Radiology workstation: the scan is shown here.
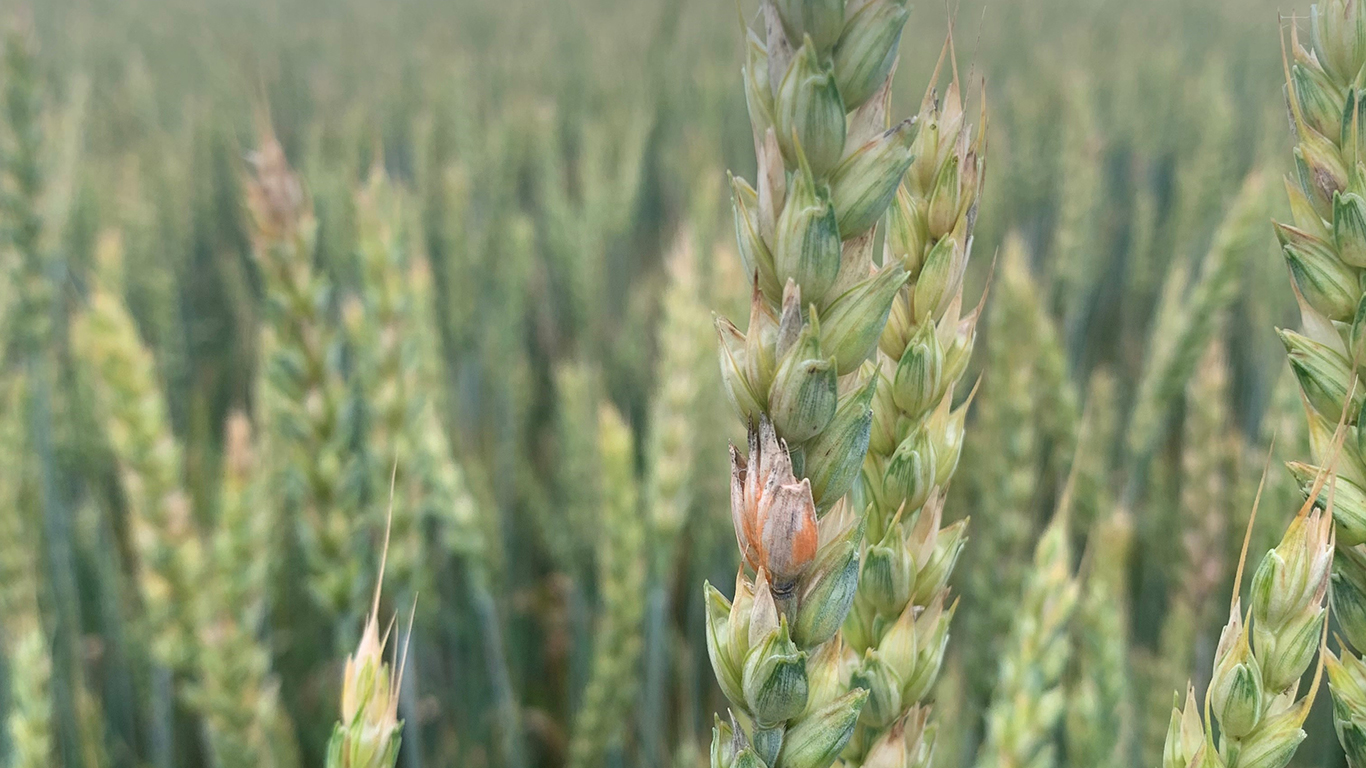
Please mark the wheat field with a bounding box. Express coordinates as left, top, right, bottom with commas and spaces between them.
2, 0, 1357, 766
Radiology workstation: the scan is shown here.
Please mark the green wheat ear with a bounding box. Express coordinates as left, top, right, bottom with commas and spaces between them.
1142, 338, 1237, 766
568, 403, 645, 768
76, 235, 296, 768
958, 234, 1051, 728
1160, 417, 1335, 768
72, 234, 203, 676
194, 412, 300, 768
1065, 370, 1131, 768
973, 495, 1081, 768
0, 374, 52, 768
327, 484, 412, 768
1066, 508, 1135, 768
640, 231, 710, 763
1125, 171, 1268, 471
244, 123, 364, 618
707, 1, 988, 764
1271, 7, 1366, 765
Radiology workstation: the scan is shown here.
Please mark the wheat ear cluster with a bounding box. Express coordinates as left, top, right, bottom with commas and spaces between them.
1271, 5, 1366, 763
707, 2, 984, 766
74, 235, 294, 767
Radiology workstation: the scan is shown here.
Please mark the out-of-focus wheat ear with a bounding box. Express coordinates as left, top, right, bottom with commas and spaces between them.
1046, 72, 1104, 349
72, 234, 204, 675
195, 412, 300, 768
959, 234, 1046, 727
973, 501, 1081, 768
1065, 506, 1134, 768
0, 373, 52, 768
568, 404, 645, 768
1069, 369, 1118, 536
244, 119, 365, 619
1126, 171, 1268, 473
641, 231, 708, 765
1141, 335, 1236, 767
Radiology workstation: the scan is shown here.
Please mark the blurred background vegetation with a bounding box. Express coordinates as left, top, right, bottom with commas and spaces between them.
0, 0, 1331, 765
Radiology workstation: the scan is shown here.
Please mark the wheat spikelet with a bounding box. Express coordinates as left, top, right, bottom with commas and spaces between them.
325, 509, 410, 768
